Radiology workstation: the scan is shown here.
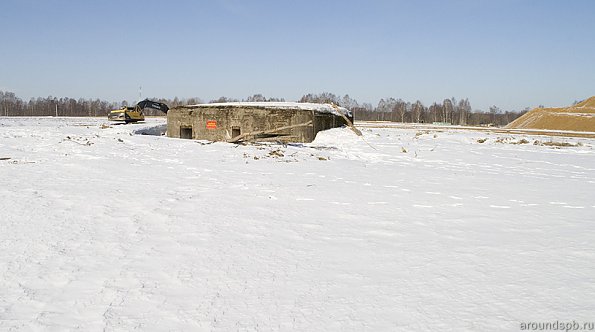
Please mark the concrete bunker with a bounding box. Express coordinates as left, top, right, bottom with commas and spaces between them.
166, 102, 352, 143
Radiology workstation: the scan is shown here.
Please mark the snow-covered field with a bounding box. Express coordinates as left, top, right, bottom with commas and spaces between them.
1, 117, 594, 331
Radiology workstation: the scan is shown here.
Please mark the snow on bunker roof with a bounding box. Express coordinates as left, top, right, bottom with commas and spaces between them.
180, 102, 352, 117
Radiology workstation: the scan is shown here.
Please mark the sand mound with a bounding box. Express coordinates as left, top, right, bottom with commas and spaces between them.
506, 96, 595, 132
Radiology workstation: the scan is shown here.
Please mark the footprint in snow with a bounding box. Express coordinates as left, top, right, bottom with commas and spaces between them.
177, 270, 193, 282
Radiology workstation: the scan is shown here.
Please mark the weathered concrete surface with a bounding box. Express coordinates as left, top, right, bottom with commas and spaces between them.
167, 104, 348, 143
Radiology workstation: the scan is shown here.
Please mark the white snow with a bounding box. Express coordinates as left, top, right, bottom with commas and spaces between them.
1, 117, 594, 331
183, 102, 352, 117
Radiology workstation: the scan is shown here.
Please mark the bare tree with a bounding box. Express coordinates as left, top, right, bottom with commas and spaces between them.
186, 97, 203, 105
442, 99, 454, 123
341, 94, 359, 110
377, 98, 397, 121
244, 94, 285, 102
428, 102, 441, 123
394, 99, 407, 122
457, 98, 471, 125
489, 105, 500, 124
299, 92, 339, 105
245, 94, 267, 102
210, 96, 239, 103
412, 100, 424, 123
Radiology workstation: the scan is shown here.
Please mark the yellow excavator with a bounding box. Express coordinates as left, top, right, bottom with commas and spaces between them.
108, 99, 169, 123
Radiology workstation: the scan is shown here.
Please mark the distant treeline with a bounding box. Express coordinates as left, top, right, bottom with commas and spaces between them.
298, 92, 528, 126
0, 91, 201, 117
1, 90, 528, 126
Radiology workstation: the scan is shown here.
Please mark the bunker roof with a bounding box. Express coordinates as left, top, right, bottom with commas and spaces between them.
179, 102, 351, 117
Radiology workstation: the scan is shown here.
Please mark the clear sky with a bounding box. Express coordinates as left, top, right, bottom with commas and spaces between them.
1, 0, 594, 111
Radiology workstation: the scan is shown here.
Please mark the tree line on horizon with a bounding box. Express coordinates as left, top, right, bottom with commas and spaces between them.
0, 90, 528, 126
298, 92, 528, 126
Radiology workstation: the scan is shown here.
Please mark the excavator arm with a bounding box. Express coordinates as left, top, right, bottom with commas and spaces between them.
136, 99, 169, 114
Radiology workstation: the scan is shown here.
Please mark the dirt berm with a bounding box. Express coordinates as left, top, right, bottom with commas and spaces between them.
506, 96, 595, 132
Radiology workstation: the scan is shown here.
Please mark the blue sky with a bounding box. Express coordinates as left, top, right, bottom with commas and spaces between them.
1, 0, 594, 111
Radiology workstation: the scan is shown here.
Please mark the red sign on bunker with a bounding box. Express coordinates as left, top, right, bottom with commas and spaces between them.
206, 120, 217, 129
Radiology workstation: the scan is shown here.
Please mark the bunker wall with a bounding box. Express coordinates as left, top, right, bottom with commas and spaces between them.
167, 107, 316, 142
